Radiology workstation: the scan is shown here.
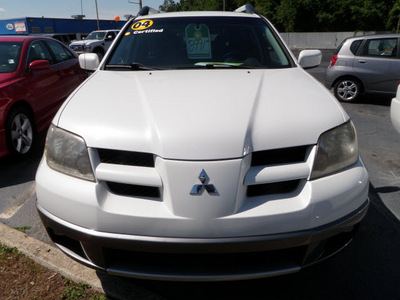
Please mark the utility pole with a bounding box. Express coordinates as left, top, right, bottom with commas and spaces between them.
95, 0, 100, 30
129, 0, 142, 10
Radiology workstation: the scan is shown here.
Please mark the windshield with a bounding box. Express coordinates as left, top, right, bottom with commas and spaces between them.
106, 16, 292, 70
85, 32, 106, 40
0, 42, 23, 73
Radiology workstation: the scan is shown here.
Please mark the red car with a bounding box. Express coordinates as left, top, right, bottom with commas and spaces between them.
0, 36, 86, 158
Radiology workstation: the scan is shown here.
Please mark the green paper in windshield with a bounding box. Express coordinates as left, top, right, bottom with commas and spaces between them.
185, 24, 211, 59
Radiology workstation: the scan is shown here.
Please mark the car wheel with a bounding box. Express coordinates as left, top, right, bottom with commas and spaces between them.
5, 107, 35, 158
334, 79, 361, 102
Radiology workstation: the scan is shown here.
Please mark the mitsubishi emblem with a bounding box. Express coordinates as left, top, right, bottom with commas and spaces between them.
190, 169, 218, 195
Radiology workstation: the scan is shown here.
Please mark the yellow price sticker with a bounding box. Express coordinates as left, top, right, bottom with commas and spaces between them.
132, 19, 154, 31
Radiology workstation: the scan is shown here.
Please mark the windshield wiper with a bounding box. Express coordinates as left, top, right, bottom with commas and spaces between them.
193, 62, 255, 69
105, 63, 158, 71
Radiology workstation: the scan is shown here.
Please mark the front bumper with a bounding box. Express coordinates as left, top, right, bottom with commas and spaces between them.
37, 199, 369, 281
36, 141, 369, 280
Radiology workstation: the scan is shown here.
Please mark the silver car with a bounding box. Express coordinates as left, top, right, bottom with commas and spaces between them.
325, 34, 400, 102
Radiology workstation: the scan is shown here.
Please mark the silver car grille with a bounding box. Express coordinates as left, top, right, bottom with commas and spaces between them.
70, 45, 84, 52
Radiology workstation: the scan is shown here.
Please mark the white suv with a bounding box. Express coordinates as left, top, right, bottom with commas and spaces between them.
36, 5, 369, 281
69, 30, 119, 60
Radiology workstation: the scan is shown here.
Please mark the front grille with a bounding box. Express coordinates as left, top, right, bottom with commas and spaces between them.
71, 45, 83, 51
246, 145, 311, 197
251, 145, 308, 166
95, 148, 159, 198
97, 149, 154, 167
247, 180, 300, 197
106, 182, 160, 198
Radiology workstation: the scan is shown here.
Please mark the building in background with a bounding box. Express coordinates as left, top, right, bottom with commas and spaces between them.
0, 17, 126, 44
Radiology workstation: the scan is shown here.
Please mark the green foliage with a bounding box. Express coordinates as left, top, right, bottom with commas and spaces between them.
159, 0, 181, 12
387, 0, 400, 31
158, 0, 400, 32
0, 243, 21, 264
13, 226, 31, 233
90, 295, 107, 300
0, 243, 19, 256
60, 280, 92, 300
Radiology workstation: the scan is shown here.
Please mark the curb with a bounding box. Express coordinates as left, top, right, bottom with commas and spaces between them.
0, 222, 104, 293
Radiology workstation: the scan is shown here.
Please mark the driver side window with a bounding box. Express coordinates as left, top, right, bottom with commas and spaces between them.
27, 41, 54, 65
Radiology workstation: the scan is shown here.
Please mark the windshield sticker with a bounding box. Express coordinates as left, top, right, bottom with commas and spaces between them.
185, 24, 211, 59
133, 28, 164, 35
132, 19, 154, 31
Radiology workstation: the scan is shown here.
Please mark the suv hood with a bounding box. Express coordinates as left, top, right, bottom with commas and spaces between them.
56, 68, 347, 160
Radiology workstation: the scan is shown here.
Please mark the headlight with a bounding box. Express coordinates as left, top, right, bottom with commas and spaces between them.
84, 45, 92, 51
310, 121, 358, 180
45, 125, 95, 181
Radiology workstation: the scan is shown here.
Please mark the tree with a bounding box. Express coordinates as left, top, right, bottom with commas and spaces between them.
387, 0, 400, 32
158, 0, 398, 32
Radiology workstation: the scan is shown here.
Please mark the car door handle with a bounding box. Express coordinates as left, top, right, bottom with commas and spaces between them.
358, 60, 367, 63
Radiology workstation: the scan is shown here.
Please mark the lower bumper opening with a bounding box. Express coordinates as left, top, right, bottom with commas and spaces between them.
104, 246, 304, 279
45, 227, 357, 280
37, 199, 367, 281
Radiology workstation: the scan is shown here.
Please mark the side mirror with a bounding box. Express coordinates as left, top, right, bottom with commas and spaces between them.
29, 60, 50, 71
298, 50, 322, 69
79, 53, 99, 71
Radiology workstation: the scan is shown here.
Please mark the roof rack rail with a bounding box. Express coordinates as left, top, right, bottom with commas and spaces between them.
136, 6, 159, 17
234, 4, 258, 14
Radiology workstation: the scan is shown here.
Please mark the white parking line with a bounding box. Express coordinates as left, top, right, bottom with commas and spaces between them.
0, 182, 36, 219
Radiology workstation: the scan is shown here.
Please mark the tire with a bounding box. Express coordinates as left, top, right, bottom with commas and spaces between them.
5, 107, 35, 158
334, 79, 362, 102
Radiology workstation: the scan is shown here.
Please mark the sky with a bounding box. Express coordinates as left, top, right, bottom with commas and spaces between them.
0, 0, 165, 20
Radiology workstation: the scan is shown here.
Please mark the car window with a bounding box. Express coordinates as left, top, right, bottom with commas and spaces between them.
46, 40, 75, 63
106, 32, 116, 40
350, 40, 362, 55
86, 32, 106, 40
0, 42, 22, 73
362, 38, 398, 58
28, 41, 54, 65
106, 17, 292, 69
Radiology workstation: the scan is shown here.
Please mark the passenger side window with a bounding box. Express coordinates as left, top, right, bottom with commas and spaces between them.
27, 41, 54, 65
46, 40, 74, 63
362, 38, 398, 58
